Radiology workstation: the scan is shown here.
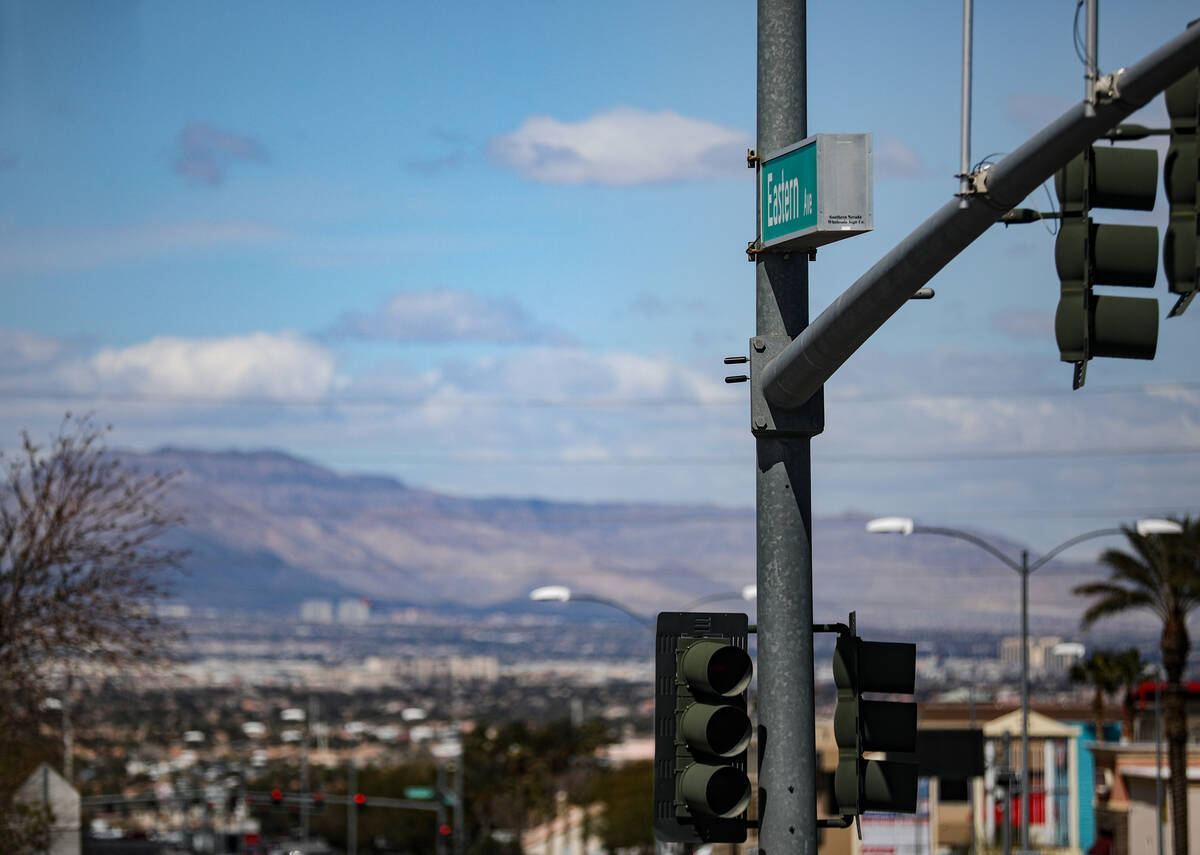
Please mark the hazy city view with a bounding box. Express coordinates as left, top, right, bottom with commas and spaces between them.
3, 2, 1199, 855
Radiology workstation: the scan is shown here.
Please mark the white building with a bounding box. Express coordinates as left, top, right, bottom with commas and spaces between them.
13, 764, 80, 855
299, 599, 334, 623
337, 597, 370, 624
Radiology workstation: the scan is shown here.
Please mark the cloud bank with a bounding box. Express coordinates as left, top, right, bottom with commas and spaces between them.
87, 333, 338, 401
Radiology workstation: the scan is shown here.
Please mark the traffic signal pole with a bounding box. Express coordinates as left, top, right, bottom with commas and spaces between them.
755, 2, 819, 854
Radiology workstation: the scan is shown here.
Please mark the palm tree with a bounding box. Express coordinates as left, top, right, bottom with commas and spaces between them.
1073, 516, 1200, 855
1069, 650, 1124, 740
1110, 648, 1153, 742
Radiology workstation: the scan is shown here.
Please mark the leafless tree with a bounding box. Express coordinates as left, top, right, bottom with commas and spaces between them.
0, 414, 184, 798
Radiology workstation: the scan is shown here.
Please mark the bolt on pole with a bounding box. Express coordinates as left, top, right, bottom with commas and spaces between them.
756, 1, 818, 853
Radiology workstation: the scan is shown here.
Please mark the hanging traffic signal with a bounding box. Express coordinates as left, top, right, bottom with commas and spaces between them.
270, 788, 284, 808
1164, 66, 1199, 316
832, 619, 918, 816
653, 612, 753, 844
1054, 142, 1160, 387
353, 792, 367, 811
310, 791, 325, 814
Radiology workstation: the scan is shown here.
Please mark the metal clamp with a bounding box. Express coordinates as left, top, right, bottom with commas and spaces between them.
747, 148, 760, 168
1095, 68, 1125, 103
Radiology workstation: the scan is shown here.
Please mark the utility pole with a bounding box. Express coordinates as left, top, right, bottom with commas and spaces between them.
755, 1, 819, 853
348, 760, 358, 855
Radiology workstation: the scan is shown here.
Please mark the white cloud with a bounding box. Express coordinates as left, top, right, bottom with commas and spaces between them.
0, 328, 70, 368
435, 346, 731, 404
489, 107, 750, 185
875, 135, 924, 180
329, 288, 571, 344
86, 333, 338, 401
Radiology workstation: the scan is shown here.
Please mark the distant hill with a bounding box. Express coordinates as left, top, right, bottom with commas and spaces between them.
122, 447, 1136, 634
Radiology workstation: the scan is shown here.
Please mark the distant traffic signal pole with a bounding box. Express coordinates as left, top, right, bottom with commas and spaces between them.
754, 1, 820, 853
866, 516, 1182, 854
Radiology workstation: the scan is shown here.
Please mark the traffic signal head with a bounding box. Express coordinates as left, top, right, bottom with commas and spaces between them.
654, 612, 752, 843
1164, 67, 1199, 315
353, 792, 367, 810
311, 791, 325, 814
270, 788, 283, 807
832, 632, 918, 816
1054, 146, 1160, 372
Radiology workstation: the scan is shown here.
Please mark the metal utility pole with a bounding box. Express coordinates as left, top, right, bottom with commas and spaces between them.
755, 1, 819, 853
348, 761, 358, 855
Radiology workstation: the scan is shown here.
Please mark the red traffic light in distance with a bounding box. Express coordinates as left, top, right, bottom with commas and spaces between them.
270, 788, 283, 803
439, 825, 453, 837
353, 793, 367, 807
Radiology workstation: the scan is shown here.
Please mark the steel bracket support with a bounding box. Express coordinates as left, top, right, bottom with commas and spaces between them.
750, 335, 824, 437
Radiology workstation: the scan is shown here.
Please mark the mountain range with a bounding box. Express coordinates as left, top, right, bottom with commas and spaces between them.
128, 447, 1140, 634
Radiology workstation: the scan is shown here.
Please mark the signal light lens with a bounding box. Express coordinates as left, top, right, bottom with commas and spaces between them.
439, 824, 453, 836
353, 793, 366, 806
681, 640, 753, 697
680, 763, 752, 818
270, 788, 283, 802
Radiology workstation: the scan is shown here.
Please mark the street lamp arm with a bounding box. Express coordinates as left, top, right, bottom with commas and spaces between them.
1027, 527, 1123, 573
915, 526, 1022, 572
567, 594, 655, 628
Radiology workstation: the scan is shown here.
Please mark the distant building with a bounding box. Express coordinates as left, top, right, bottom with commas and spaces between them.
1000, 635, 1081, 676
337, 597, 370, 624
13, 763, 80, 855
300, 599, 334, 623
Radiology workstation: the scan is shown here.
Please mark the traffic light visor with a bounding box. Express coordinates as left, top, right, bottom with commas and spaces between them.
680, 763, 752, 819
681, 640, 752, 697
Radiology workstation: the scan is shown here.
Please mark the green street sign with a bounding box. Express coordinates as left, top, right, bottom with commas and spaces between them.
403, 786, 436, 800
759, 134, 872, 253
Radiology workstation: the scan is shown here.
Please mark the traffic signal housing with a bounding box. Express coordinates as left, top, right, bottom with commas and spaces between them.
654, 612, 753, 843
1054, 142, 1161, 386
1164, 67, 1199, 316
832, 627, 918, 816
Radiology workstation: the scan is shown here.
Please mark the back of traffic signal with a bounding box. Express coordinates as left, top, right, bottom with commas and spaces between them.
654, 611, 918, 844
1004, 62, 1198, 388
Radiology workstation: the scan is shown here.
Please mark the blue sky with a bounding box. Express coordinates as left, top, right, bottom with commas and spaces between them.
1, 0, 1197, 557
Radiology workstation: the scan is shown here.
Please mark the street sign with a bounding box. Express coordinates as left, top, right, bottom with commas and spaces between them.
404, 786, 436, 800
759, 134, 872, 252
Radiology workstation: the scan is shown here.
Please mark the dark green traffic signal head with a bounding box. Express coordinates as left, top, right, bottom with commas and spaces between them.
653, 612, 751, 844
1056, 147, 1158, 211
832, 634, 918, 816
1164, 68, 1198, 308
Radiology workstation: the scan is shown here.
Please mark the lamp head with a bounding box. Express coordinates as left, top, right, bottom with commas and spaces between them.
740, 584, 757, 601
866, 516, 915, 535
1135, 518, 1184, 536
530, 585, 572, 602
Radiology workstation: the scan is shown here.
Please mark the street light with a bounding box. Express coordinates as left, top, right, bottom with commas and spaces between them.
866, 515, 1182, 855
682, 584, 758, 611
528, 585, 654, 628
